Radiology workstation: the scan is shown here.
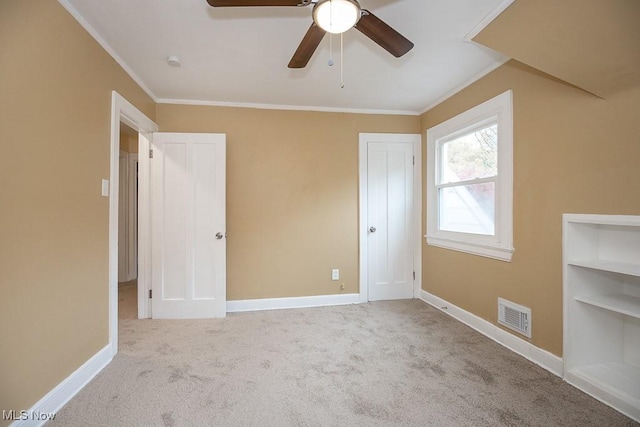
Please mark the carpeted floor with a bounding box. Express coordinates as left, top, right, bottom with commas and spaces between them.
49, 296, 637, 426
118, 280, 137, 320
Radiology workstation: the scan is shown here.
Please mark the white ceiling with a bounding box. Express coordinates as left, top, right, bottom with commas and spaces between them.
59, 0, 510, 114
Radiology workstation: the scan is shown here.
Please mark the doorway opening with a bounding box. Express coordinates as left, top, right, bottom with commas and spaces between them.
109, 91, 158, 355
118, 122, 139, 320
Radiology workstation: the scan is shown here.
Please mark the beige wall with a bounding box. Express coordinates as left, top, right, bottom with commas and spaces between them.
0, 0, 154, 420
473, 0, 640, 98
420, 60, 640, 356
119, 127, 139, 154
156, 105, 420, 300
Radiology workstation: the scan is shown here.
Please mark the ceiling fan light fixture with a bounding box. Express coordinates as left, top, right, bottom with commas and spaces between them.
313, 0, 361, 34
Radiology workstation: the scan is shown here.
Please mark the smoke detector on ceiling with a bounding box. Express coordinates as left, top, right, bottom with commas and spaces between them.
167, 56, 181, 67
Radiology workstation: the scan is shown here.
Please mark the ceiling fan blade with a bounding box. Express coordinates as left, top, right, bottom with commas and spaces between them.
206, 0, 309, 6
355, 10, 414, 58
288, 23, 326, 68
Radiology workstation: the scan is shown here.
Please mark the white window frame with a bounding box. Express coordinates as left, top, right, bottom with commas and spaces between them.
426, 90, 514, 262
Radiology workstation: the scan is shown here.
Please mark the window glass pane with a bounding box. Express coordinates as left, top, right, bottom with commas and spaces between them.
439, 182, 495, 235
439, 123, 497, 184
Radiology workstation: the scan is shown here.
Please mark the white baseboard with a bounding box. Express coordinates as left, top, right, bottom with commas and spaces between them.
11, 345, 112, 427
227, 293, 361, 313
419, 290, 564, 377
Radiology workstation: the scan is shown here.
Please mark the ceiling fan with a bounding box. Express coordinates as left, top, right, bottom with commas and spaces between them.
205, 0, 414, 69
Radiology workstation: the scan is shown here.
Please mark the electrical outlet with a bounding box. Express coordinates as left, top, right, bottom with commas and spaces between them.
331, 269, 339, 281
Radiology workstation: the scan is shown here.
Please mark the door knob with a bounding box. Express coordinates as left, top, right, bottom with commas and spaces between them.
215, 232, 224, 240
369, 226, 376, 233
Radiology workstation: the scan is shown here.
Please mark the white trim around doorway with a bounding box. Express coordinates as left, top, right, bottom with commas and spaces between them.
358, 133, 422, 303
109, 91, 158, 355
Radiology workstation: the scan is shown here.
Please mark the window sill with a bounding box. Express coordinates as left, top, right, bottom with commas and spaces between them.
425, 235, 514, 262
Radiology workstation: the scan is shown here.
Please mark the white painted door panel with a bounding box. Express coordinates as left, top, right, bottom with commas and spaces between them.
118, 150, 128, 282
368, 142, 414, 301
151, 132, 226, 319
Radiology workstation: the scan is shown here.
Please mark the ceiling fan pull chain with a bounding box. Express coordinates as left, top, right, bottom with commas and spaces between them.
340, 32, 345, 88
328, 33, 334, 66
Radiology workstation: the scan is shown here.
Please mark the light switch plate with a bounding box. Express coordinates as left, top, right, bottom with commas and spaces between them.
101, 179, 109, 197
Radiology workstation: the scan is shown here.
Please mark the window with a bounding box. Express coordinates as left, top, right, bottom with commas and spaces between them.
426, 90, 513, 261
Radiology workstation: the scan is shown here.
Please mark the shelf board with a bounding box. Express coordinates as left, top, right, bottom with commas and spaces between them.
568, 259, 640, 277
565, 215, 640, 227
570, 363, 640, 404
575, 293, 640, 318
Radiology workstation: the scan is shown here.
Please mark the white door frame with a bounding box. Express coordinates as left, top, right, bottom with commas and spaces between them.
109, 92, 157, 356
358, 133, 422, 303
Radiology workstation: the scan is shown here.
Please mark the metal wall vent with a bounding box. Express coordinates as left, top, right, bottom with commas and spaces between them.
498, 298, 531, 338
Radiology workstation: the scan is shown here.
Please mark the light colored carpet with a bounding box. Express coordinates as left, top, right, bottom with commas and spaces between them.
49, 299, 636, 426
118, 280, 137, 320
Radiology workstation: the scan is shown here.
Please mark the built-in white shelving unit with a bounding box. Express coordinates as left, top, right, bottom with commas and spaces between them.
563, 214, 640, 422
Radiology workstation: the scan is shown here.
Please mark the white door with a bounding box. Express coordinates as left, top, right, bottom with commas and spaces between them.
150, 132, 226, 319
119, 151, 138, 283
127, 154, 138, 281
366, 140, 415, 301
118, 150, 128, 282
